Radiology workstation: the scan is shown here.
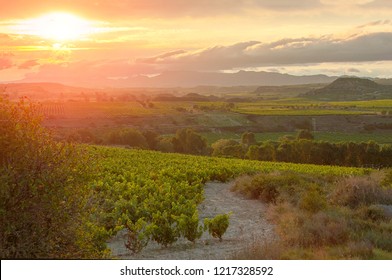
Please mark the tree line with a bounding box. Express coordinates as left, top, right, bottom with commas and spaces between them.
67, 127, 392, 168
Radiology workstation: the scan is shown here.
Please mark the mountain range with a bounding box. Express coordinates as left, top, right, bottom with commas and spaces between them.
17, 70, 337, 88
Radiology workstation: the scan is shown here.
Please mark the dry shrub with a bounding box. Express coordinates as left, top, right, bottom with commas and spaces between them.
299, 185, 327, 213
232, 239, 283, 260
231, 174, 255, 198
363, 223, 392, 252
270, 203, 349, 248
232, 171, 309, 204
268, 203, 305, 245
344, 241, 374, 259
356, 205, 391, 222
330, 176, 392, 208
298, 212, 349, 247
328, 241, 374, 259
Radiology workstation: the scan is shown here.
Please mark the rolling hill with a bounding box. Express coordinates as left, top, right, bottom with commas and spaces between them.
303, 77, 392, 100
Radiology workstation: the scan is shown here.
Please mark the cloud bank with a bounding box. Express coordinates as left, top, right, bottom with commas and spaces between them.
138, 33, 392, 71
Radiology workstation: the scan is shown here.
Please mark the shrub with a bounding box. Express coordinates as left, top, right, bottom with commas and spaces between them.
0, 98, 103, 259
204, 213, 231, 241
298, 212, 349, 247
356, 205, 390, 222
270, 203, 349, 248
232, 240, 283, 260
299, 186, 327, 213
330, 176, 392, 208
123, 218, 150, 254
232, 171, 311, 204
175, 211, 204, 243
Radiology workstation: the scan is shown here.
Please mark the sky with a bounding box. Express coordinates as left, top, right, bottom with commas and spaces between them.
1, 0, 392, 86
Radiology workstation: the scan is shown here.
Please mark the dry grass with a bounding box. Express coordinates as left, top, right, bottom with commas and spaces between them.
232, 239, 283, 260
330, 175, 392, 208
232, 170, 392, 259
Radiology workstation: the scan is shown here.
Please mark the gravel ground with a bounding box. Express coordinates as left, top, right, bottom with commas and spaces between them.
107, 181, 275, 259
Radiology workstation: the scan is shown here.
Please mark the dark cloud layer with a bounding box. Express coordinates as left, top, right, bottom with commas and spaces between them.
138, 32, 392, 71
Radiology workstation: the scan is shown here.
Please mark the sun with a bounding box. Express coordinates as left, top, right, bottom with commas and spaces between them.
15, 12, 94, 41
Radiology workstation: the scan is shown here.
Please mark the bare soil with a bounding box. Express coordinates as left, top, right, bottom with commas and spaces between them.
107, 181, 275, 259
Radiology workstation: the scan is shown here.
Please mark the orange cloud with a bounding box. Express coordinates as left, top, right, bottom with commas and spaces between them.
0, 52, 14, 70
18, 59, 39, 69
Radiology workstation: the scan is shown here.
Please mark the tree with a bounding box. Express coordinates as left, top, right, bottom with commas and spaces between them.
0, 97, 103, 259
143, 130, 159, 150
172, 128, 208, 155
106, 128, 148, 148
156, 136, 174, 152
296, 129, 314, 140
211, 139, 239, 157
241, 132, 256, 148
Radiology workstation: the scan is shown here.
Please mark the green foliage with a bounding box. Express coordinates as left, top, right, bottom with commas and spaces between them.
106, 128, 148, 148
0, 98, 104, 259
172, 128, 208, 155
211, 139, 239, 157
204, 213, 231, 241
299, 186, 327, 213
123, 218, 151, 254
175, 210, 204, 243
296, 129, 314, 140
241, 132, 256, 147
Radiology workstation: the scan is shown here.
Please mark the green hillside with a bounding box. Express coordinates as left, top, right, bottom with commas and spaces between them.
303, 77, 392, 100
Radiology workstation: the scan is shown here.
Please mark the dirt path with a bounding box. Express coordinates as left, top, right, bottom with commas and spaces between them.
108, 181, 275, 259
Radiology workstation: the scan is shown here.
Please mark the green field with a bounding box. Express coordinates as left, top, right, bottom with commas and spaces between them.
201, 131, 392, 144
232, 98, 390, 116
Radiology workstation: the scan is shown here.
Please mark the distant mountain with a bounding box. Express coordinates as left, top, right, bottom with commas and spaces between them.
302, 77, 392, 100
0, 82, 93, 99
122, 71, 336, 87
17, 70, 337, 88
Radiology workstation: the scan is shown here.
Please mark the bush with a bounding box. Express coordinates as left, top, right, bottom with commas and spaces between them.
330, 176, 392, 208
298, 212, 349, 247
299, 186, 327, 213
232, 171, 311, 204
204, 213, 231, 241
0, 98, 103, 259
106, 128, 148, 148
232, 240, 283, 260
269, 203, 349, 248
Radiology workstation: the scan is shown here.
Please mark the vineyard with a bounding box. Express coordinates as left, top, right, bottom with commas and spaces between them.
88, 146, 369, 254
36, 102, 65, 117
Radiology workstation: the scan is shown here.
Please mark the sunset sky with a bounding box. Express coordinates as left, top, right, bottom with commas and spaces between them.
1, 0, 392, 86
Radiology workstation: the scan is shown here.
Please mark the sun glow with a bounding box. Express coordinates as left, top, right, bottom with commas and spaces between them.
15, 12, 94, 41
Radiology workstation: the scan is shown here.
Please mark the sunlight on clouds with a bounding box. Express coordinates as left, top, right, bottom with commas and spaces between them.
7, 12, 137, 43
11, 12, 95, 41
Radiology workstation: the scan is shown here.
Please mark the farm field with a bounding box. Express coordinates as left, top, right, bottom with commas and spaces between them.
233, 98, 392, 116
201, 131, 392, 145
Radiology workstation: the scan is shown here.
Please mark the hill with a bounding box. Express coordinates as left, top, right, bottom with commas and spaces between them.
303, 77, 392, 100
0, 82, 94, 100
18, 70, 336, 88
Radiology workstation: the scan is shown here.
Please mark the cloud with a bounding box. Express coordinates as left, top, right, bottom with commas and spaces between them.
321, 0, 375, 5
357, 19, 392, 29
21, 59, 156, 86
139, 50, 186, 64
347, 68, 361, 73
18, 59, 39, 69
137, 32, 392, 71
0, 52, 14, 70
362, 0, 392, 8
